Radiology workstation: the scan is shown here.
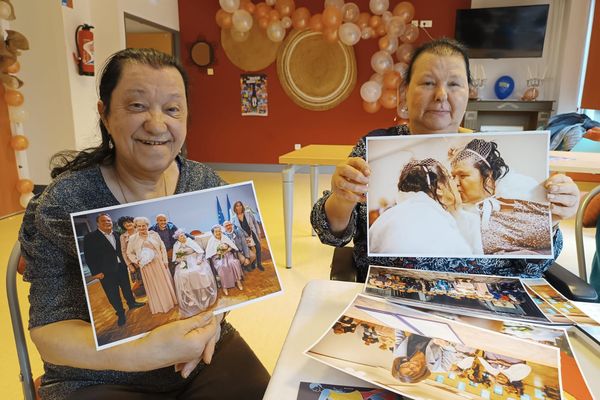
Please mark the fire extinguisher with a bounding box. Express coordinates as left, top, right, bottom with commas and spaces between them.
75, 24, 94, 76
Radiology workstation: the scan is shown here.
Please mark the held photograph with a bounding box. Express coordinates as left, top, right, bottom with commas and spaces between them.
364, 266, 550, 324
366, 132, 553, 259
306, 294, 562, 400
70, 181, 282, 350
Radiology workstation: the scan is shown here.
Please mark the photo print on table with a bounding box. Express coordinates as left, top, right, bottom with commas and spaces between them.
306, 294, 563, 400
297, 381, 402, 400
71, 181, 283, 350
364, 266, 550, 324
366, 131, 552, 259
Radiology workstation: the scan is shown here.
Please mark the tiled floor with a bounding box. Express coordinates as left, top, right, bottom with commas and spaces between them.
0, 171, 597, 398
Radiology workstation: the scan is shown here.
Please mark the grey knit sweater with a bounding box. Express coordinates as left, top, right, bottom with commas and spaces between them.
19, 157, 234, 399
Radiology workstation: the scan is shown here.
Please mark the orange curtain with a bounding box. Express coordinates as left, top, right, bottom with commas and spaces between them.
581, 2, 600, 110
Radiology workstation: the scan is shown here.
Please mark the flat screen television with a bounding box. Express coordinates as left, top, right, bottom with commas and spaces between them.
455, 5, 550, 58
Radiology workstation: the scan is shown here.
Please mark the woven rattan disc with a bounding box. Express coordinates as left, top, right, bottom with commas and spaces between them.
221, 24, 281, 72
277, 29, 357, 111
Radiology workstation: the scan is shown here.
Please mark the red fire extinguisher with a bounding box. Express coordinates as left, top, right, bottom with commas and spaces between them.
75, 24, 94, 76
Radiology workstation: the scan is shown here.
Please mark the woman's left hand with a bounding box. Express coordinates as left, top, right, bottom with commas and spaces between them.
545, 173, 580, 223
175, 313, 223, 378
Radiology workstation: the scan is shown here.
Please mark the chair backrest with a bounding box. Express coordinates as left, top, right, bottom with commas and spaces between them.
6, 240, 37, 400
575, 185, 600, 281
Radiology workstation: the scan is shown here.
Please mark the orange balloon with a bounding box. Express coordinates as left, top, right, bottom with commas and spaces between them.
379, 88, 398, 109
4, 60, 19, 74
323, 27, 338, 43
255, 2, 270, 19
216, 9, 233, 29
382, 71, 401, 90
378, 36, 389, 51
322, 5, 342, 29
362, 100, 381, 113
309, 13, 323, 32
392, 1, 415, 24
11, 135, 29, 151
5, 89, 24, 107
16, 178, 34, 194
275, 0, 295, 17
241, 0, 256, 14
291, 7, 311, 29
268, 8, 280, 22
258, 16, 270, 29
375, 24, 387, 37
369, 15, 382, 29
356, 12, 370, 29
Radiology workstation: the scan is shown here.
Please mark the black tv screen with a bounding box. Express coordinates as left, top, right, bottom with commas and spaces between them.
455, 5, 550, 58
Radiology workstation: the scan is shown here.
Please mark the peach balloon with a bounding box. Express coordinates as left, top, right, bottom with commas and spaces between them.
375, 23, 387, 37
369, 15, 382, 29
258, 16, 270, 29
399, 23, 419, 43
342, 3, 360, 22
382, 71, 401, 89
4, 60, 20, 74
241, 0, 256, 14
16, 178, 34, 194
323, 27, 339, 43
392, 1, 415, 24
268, 8, 280, 22
255, 2, 270, 18
5, 89, 24, 107
379, 88, 398, 109
309, 14, 323, 32
396, 43, 414, 64
291, 7, 311, 29
11, 134, 29, 151
363, 100, 381, 113
356, 12, 370, 29
378, 35, 398, 53
216, 9, 233, 28
361, 27, 375, 40
322, 6, 342, 29
275, 0, 295, 17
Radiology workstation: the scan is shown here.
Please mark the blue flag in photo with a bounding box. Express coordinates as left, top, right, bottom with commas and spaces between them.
226, 194, 232, 222
216, 197, 225, 225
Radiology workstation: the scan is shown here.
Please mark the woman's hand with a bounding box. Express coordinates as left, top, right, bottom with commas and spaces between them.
175, 313, 224, 378
330, 157, 371, 204
142, 312, 217, 371
545, 174, 580, 224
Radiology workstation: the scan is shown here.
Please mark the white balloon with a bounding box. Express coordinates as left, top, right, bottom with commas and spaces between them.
360, 80, 383, 103
369, 0, 389, 15
386, 16, 406, 37
338, 23, 361, 46
393, 62, 408, 80
324, 0, 344, 10
281, 16, 292, 29
380, 35, 398, 54
20, 192, 34, 208
219, 0, 240, 13
266, 21, 286, 42
370, 50, 393, 74
232, 9, 253, 32
0, 1, 11, 20
381, 11, 393, 25
341, 2, 359, 22
361, 27, 375, 40
231, 28, 249, 42
9, 107, 27, 123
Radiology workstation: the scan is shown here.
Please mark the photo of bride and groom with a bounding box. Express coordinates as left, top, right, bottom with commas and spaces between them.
366, 132, 553, 259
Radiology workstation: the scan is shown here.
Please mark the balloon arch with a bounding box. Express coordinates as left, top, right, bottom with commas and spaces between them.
216, 0, 419, 120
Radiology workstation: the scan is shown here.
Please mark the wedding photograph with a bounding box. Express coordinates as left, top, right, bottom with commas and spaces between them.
71, 181, 283, 350
366, 132, 553, 259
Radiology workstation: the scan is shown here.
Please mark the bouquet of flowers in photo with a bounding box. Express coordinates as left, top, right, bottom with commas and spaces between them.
175, 250, 188, 269
216, 243, 230, 259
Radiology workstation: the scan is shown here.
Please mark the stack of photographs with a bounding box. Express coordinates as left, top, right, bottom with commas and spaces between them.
305, 267, 597, 400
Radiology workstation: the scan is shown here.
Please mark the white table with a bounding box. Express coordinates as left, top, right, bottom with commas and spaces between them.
279, 145, 353, 268
263, 280, 600, 399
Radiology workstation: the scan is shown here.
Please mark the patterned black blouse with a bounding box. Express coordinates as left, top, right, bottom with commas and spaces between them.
310, 125, 563, 283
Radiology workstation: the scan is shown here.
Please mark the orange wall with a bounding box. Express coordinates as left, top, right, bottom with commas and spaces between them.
178, 0, 470, 164
582, 2, 599, 110
0, 85, 21, 217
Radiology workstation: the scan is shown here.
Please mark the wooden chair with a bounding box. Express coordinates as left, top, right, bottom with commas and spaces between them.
330, 246, 598, 302
6, 241, 40, 399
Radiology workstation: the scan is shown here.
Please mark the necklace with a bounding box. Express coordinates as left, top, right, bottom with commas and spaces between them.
114, 167, 168, 203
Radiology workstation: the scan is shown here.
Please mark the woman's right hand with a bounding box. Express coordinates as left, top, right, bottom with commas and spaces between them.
142, 312, 217, 369
330, 157, 371, 204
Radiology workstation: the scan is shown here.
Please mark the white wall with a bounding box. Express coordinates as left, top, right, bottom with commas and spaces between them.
11, 0, 179, 184
469, 0, 592, 114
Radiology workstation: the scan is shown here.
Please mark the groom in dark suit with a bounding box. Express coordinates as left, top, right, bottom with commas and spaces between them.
83, 213, 144, 326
